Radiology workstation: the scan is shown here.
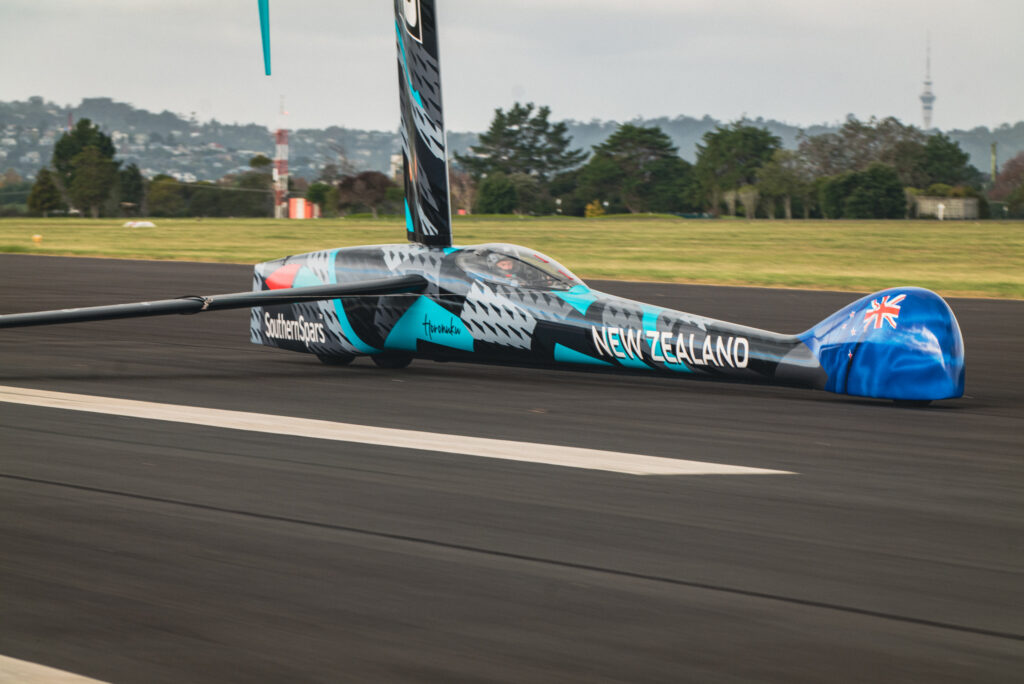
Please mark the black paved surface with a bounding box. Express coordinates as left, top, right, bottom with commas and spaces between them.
1, 255, 1021, 683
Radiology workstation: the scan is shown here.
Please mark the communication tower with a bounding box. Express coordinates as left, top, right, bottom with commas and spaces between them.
920, 36, 936, 130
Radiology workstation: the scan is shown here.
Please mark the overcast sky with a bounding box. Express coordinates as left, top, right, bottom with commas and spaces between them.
1, 1, 1020, 133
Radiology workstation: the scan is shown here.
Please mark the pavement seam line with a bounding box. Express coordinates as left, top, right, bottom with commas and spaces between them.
2, 471, 1020, 644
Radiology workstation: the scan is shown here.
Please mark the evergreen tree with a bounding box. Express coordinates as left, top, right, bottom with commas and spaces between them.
52, 118, 118, 197
574, 155, 625, 213
118, 163, 145, 214
818, 173, 858, 219
695, 123, 780, 214
576, 124, 697, 214
922, 133, 981, 187
474, 172, 517, 214
548, 169, 587, 216
507, 172, 551, 215
27, 168, 63, 217
69, 146, 117, 218
456, 103, 586, 182
819, 163, 905, 219
843, 163, 905, 218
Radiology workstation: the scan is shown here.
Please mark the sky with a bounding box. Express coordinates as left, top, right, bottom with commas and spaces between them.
1, 0, 1020, 133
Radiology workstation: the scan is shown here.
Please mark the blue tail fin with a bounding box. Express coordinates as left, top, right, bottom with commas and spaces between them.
799, 287, 965, 401
395, 0, 452, 247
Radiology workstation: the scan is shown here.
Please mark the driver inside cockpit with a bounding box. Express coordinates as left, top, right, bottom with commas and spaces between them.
491, 254, 520, 278
455, 244, 585, 291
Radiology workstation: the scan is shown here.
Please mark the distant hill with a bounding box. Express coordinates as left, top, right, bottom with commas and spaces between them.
1, 96, 1021, 182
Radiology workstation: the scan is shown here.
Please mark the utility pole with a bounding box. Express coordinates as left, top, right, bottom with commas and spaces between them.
990, 142, 998, 188
273, 96, 289, 219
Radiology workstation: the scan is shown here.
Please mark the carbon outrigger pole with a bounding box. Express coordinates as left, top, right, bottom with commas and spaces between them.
0, 275, 427, 329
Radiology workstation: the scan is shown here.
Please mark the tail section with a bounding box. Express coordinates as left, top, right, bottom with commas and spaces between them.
395, 0, 452, 247
800, 287, 965, 401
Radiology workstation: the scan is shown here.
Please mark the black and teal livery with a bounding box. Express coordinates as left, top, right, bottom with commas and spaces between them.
248, 242, 964, 401
0, 0, 966, 402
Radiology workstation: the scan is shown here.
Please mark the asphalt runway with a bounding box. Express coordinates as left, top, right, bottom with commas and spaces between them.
1, 254, 1021, 683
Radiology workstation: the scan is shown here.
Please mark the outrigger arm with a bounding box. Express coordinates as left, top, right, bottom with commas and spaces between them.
0, 275, 427, 329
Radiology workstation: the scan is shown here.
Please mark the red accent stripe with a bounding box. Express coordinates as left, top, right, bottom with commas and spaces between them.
265, 263, 301, 290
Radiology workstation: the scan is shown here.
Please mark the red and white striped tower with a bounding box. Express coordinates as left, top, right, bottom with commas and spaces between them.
273, 128, 289, 218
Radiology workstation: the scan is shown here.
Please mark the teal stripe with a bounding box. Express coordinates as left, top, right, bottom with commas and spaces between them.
641, 304, 691, 372
554, 286, 597, 315
554, 343, 614, 367
385, 297, 473, 352
615, 354, 650, 370
395, 21, 425, 109
293, 267, 322, 288
328, 248, 381, 354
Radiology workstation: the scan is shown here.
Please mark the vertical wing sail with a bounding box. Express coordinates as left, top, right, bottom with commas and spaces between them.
395, 0, 452, 247
258, 0, 271, 75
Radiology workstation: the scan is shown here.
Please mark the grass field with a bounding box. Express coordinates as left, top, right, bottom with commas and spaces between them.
1, 215, 1022, 299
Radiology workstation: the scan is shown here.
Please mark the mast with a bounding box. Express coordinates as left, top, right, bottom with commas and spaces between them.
394, 0, 453, 247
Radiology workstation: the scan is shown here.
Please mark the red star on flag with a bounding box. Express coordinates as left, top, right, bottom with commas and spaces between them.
843, 310, 857, 337
863, 294, 906, 330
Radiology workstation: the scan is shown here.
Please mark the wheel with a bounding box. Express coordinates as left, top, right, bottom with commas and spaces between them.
317, 353, 355, 366
371, 353, 413, 369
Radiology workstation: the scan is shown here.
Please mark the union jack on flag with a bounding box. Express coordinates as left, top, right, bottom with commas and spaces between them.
863, 294, 906, 330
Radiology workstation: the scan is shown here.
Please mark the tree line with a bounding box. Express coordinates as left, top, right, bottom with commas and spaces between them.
453, 104, 1013, 219
22, 119, 283, 218
15, 109, 1024, 220
22, 119, 137, 218
17, 118, 405, 219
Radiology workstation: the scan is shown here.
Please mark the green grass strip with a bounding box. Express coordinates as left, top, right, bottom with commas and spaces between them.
2, 216, 1022, 299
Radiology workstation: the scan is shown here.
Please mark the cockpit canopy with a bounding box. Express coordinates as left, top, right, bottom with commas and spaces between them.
455, 244, 585, 291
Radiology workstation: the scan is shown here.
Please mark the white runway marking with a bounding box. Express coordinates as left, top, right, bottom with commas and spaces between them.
0, 655, 108, 683
0, 386, 794, 477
